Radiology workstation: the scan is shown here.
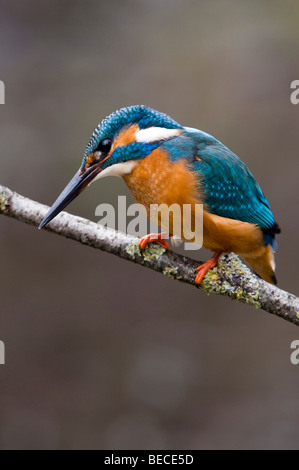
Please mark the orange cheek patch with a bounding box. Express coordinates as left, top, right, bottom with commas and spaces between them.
93, 124, 140, 168
110, 124, 139, 154
85, 153, 97, 168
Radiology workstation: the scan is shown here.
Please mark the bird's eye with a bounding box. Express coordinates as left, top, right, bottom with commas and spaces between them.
95, 138, 112, 154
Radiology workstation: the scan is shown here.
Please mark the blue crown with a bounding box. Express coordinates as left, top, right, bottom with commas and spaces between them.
83, 105, 182, 161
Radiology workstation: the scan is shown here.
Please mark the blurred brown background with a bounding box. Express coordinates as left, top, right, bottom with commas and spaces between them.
1, 0, 299, 450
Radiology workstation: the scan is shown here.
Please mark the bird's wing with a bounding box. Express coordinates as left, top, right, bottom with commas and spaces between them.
167, 128, 277, 232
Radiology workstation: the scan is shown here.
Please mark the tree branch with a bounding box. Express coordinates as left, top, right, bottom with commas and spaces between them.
1, 183, 298, 326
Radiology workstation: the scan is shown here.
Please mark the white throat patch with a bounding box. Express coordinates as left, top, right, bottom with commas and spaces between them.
91, 160, 137, 184
136, 126, 181, 143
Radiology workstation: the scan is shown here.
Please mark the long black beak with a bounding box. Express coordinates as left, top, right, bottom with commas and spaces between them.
39, 163, 102, 229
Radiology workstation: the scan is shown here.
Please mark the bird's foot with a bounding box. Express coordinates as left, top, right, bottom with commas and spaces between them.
139, 232, 171, 251
195, 252, 222, 285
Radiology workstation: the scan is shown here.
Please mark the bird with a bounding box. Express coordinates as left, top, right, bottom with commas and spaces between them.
39, 105, 280, 285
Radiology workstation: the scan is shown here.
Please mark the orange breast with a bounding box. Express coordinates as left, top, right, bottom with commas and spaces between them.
124, 148, 265, 257
124, 148, 203, 240
124, 148, 201, 206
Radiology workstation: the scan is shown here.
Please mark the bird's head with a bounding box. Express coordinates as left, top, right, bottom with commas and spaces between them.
39, 105, 183, 229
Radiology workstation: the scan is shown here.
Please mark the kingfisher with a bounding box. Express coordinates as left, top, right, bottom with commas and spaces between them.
39, 105, 280, 285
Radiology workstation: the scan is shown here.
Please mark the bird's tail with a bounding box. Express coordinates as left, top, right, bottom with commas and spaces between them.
244, 244, 277, 285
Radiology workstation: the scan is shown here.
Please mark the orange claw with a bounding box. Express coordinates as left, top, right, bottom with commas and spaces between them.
139, 232, 171, 251
195, 252, 222, 285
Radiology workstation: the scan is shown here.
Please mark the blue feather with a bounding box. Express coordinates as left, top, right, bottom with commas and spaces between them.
164, 127, 278, 247
103, 142, 158, 168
